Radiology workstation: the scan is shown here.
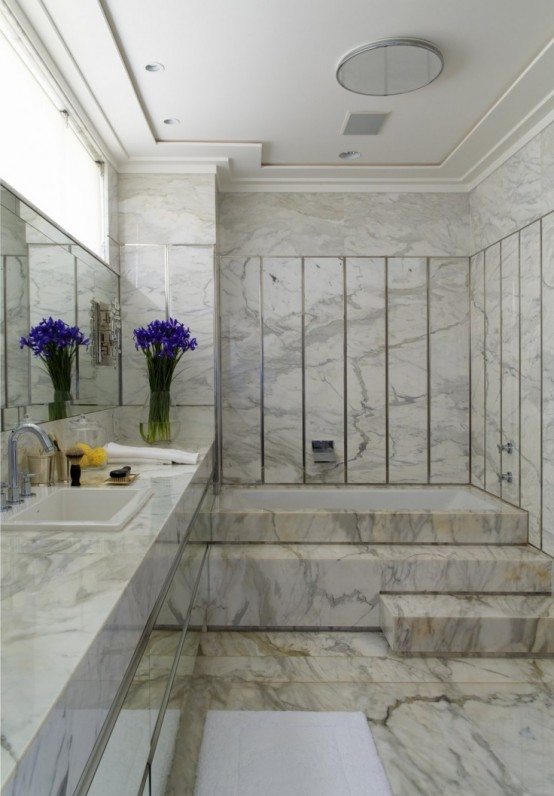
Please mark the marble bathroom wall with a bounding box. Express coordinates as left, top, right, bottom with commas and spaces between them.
542, 211, 554, 558
470, 217, 549, 549
469, 123, 554, 557
220, 256, 262, 483
470, 252, 485, 489
304, 258, 345, 483
519, 222, 542, 548
117, 174, 217, 446
219, 256, 470, 485
470, 121, 554, 252
218, 191, 470, 257
345, 258, 386, 483
262, 258, 303, 483
429, 258, 470, 483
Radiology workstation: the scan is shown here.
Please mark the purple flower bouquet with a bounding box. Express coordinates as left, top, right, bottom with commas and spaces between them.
20, 317, 89, 420
133, 318, 197, 444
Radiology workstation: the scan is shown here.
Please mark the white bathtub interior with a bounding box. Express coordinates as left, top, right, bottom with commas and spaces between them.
217, 486, 512, 513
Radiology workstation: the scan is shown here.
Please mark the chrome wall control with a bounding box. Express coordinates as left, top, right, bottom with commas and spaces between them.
497, 472, 513, 484
497, 441, 513, 455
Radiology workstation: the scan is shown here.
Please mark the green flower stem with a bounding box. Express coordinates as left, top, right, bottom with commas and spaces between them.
140, 391, 172, 444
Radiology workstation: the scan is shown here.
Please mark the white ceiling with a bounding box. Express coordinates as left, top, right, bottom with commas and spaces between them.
8, 0, 554, 191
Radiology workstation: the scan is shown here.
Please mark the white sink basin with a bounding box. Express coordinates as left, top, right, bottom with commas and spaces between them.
2, 487, 152, 532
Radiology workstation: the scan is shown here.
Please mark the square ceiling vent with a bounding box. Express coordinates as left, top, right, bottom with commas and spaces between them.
341, 112, 389, 135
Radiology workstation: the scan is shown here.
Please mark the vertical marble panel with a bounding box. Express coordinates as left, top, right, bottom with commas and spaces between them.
118, 174, 216, 245
470, 136, 542, 252
220, 257, 262, 483
4, 255, 30, 407
262, 258, 303, 483
388, 258, 428, 483
168, 246, 214, 406
304, 258, 345, 483
120, 245, 166, 405
345, 258, 386, 483
28, 245, 75, 404
344, 194, 469, 257
519, 221, 542, 547
500, 234, 520, 505
484, 244, 502, 496
429, 258, 470, 483
542, 212, 554, 557
540, 121, 554, 218
470, 252, 486, 489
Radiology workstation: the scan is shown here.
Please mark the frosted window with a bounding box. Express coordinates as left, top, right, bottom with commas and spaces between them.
0, 26, 104, 256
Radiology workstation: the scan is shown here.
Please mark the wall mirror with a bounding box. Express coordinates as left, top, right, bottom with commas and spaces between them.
0, 182, 120, 430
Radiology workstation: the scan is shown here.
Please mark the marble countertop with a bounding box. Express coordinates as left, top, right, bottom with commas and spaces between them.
0, 447, 212, 795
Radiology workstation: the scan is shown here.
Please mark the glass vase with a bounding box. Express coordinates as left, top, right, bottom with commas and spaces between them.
139, 390, 181, 446
49, 389, 72, 421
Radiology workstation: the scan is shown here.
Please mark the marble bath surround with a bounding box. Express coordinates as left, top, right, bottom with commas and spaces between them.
197, 485, 528, 545
0, 449, 212, 796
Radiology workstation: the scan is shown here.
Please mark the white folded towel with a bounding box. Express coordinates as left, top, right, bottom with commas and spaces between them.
105, 442, 199, 465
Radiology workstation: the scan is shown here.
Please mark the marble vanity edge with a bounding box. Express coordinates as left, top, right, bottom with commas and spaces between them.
1, 444, 214, 796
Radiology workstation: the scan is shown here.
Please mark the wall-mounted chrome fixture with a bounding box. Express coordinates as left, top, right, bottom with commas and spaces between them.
497, 472, 513, 484
312, 440, 336, 463
336, 38, 443, 96
497, 442, 514, 455
90, 298, 121, 367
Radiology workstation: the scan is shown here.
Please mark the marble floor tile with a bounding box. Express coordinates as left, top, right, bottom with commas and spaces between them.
164, 631, 554, 796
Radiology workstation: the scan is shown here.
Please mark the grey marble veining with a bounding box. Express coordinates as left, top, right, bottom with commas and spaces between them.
118, 174, 216, 245
220, 257, 262, 483
380, 593, 554, 655
484, 243, 501, 496
541, 121, 554, 216
470, 134, 543, 252
388, 259, 428, 483
262, 258, 303, 483
205, 544, 551, 629
429, 258, 470, 483
0, 449, 213, 796
542, 211, 554, 558
168, 245, 215, 406
519, 221, 542, 547
344, 193, 470, 257
304, 258, 345, 483
217, 193, 344, 256
500, 233, 520, 505
345, 258, 387, 483
470, 251, 486, 489
120, 245, 166, 406
165, 631, 554, 796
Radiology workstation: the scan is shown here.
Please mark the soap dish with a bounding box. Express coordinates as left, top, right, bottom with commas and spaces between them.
104, 473, 140, 486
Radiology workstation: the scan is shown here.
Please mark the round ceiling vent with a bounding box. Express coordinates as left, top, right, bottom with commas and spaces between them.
337, 38, 443, 96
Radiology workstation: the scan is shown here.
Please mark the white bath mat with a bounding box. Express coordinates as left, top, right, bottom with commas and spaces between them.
193, 710, 392, 796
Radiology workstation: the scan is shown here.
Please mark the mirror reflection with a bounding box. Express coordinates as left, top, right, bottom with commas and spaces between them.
0, 182, 120, 429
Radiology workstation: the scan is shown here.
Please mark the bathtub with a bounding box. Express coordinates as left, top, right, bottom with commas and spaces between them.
222, 486, 502, 512
196, 486, 527, 546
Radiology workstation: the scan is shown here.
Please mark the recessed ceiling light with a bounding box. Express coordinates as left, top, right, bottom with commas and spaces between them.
339, 151, 361, 160
145, 62, 165, 72
163, 118, 180, 125
337, 38, 443, 96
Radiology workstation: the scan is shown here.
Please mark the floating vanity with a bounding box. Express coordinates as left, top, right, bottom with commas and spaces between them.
0, 446, 213, 796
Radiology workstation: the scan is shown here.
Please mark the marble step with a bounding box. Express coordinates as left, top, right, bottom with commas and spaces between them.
206, 544, 552, 629
380, 593, 554, 655
195, 502, 528, 545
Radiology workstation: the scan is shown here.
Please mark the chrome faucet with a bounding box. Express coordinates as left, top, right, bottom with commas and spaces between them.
7, 422, 55, 504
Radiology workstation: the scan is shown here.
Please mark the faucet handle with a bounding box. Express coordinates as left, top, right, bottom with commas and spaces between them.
20, 473, 36, 498
0, 482, 12, 512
